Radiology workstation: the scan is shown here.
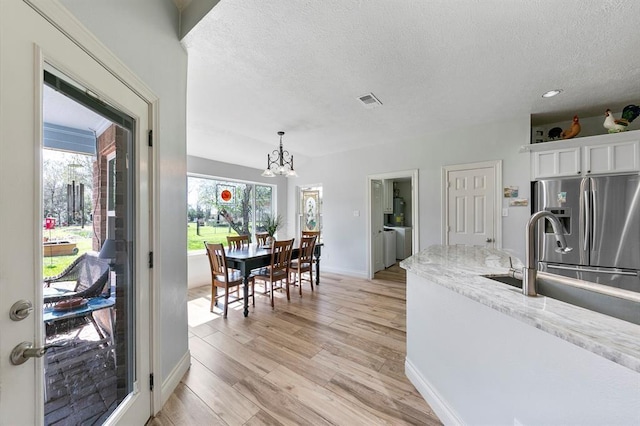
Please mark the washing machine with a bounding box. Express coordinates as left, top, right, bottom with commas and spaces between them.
383, 229, 396, 268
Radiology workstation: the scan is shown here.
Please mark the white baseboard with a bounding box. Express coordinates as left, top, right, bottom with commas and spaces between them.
321, 265, 369, 279
160, 350, 191, 409
405, 358, 462, 426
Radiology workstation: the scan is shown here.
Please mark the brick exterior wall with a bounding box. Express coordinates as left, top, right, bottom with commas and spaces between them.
92, 125, 116, 251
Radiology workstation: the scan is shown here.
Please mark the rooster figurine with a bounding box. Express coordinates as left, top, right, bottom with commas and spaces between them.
604, 105, 640, 133
561, 115, 581, 139
548, 127, 562, 140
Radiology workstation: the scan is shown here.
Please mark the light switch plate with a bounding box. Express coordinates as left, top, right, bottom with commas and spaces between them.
353, 210, 360, 217
502, 208, 509, 217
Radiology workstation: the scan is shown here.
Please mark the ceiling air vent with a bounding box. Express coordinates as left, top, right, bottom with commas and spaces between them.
357, 93, 383, 109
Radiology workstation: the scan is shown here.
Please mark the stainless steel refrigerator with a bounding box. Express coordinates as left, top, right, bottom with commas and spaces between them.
534, 174, 640, 293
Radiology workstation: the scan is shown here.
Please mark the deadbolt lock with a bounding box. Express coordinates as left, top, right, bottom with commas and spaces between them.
9, 300, 33, 321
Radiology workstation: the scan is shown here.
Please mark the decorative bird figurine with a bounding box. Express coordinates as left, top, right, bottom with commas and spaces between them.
604, 105, 640, 133
548, 127, 562, 140
561, 115, 581, 139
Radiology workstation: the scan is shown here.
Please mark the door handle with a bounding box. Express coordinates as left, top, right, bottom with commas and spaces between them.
486, 238, 494, 243
10, 342, 65, 365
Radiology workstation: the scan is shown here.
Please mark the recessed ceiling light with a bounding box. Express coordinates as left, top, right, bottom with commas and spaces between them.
542, 89, 563, 98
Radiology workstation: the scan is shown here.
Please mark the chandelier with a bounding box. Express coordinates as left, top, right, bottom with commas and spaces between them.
261, 131, 298, 177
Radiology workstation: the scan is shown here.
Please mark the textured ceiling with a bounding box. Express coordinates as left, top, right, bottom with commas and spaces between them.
183, 0, 640, 170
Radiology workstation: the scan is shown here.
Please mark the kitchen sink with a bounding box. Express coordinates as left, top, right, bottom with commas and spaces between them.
483, 274, 523, 289
482, 272, 640, 326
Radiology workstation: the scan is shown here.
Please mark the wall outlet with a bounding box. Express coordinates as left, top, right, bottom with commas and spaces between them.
353, 210, 360, 217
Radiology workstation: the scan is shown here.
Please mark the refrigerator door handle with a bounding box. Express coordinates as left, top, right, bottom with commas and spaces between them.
583, 189, 590, 252
591, 188, 597, 252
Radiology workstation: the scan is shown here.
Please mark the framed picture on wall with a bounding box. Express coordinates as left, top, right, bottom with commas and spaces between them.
301, 190, 320, 232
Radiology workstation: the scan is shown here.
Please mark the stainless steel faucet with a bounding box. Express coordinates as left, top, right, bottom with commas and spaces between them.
522, 211, 572, 296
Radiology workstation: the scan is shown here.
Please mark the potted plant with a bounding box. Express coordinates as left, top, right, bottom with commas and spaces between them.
264, 214, 283, 244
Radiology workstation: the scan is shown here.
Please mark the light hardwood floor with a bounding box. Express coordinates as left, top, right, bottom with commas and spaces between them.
149, 264, 441, 425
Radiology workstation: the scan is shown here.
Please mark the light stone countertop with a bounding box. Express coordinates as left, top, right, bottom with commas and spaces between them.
400, 245, 640, 373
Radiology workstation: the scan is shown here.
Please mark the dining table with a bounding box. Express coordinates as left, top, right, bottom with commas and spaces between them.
225, 242, 323, 317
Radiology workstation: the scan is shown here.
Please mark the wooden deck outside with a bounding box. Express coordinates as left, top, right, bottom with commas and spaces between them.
44, 323, 117, 425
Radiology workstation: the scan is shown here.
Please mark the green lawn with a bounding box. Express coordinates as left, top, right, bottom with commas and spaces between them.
42, 223, 234, 277
187, 222, 236, 251
42, 226, 93, 277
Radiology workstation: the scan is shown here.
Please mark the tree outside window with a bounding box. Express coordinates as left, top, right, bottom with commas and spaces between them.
187, 176, 274, 251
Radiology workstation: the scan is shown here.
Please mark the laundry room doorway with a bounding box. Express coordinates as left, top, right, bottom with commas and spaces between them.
367, 169, 419, 280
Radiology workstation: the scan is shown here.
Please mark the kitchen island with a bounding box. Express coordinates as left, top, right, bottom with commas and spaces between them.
401, 245, 640, 425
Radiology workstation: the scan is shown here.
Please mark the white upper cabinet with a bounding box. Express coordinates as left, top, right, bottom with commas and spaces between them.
583, 141, 639, 175
533, 147, 581, 179
383, 180, 393, 213
530, 130, 640, 180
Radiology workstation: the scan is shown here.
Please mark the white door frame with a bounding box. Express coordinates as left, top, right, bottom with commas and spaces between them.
441, 160, 502, 247
2, 0, 160, 422
367, 169, 419, 279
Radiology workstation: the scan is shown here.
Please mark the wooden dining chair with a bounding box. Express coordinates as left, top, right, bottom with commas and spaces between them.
255, 232, 270, 247
290, 235, 317, 295
227, 235, 249, 250
301, 231, 320, 269
301, 230, 320, 240
225, 235, 249, 299
253, 239, 294, 308
204, 242, 254, 318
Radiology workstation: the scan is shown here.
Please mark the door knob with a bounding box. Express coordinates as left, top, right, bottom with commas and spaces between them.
486, 238, 494, 243
9, 300, 33, 321
10, 341, 65, 365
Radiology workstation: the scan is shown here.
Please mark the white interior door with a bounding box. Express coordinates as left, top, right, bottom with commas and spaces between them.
0, 1, 151, 424
372, 180, 385, 273
446, 166, 496, 247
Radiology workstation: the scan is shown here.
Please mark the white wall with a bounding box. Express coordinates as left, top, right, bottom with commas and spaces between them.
179, 0, 221, 39
288, 117, 532, 276
188, 254, 210, 289
60, 0, 189, 394
187, 155, 289, 289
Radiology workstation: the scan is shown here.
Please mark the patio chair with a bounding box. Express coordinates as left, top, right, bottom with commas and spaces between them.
43, 253, 110, 306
